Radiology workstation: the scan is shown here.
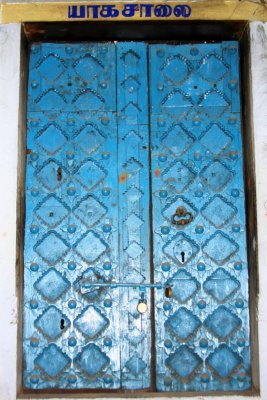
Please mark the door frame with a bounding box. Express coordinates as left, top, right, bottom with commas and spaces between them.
15, 20, 259, 397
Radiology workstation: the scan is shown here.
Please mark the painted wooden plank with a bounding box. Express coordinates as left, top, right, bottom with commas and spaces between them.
116, 42, 151, 390
149, 42, 251, 392
1, 0, 267, 23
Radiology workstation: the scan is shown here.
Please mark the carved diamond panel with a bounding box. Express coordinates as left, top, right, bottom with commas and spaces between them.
74, 124, 105, 155
204, 306, 241, 340
125, 241, 144, 259
201, 195, 237, 228
200, 124, 232, 155
163, 233, 199, 265
73, 195, 107, 228
162, 125, 195, 157
75, 343, 110, 377
35, 344, 70, 378
203, 268, 240, 302
200, 161, 233, 192
35, 195, 70, 228
125, 355, 146, 376
198, 54, 229, 83
74, 231, 107, 263
75, 159, 107, 191
165, 308, 201, 341
36, 54, 66, 82
35, 306, 70, 340
163, 161, 196, 193
74, 305, 109, 339
207, 345, 242, 380
35, 268, 70, 302
203, 232, 238, 265
36, 124, 67, 155
36, 160, 67, 191
166, 346, 202, 382
34, 231, 70, 265
171, 270, 200, 303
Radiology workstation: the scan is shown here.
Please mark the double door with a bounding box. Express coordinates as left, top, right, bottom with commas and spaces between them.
23, 41, 251, 392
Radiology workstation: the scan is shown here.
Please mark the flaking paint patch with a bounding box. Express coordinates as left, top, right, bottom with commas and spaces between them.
119, 171, 127, 183
154, 168, 160, 177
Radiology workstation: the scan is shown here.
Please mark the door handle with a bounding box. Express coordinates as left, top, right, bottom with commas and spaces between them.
171, 206, 193, 226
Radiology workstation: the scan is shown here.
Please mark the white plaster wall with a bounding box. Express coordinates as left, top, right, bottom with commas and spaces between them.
0, 23, 21, 400
0, 21, 267, 400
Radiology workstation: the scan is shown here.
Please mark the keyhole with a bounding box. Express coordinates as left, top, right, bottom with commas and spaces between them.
181, 251, 185, 263
60, 319, 65, 330
57, 167, 62, 181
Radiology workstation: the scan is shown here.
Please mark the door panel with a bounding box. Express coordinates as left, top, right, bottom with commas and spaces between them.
150, 42, 251, 391
24, 43, 121, 389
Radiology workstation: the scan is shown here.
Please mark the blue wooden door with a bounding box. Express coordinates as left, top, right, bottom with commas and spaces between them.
23, 41, 251, 392
150, 42, 251, 392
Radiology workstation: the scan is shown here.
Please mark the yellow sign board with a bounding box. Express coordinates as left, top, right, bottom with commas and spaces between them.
1, 0, 267, 23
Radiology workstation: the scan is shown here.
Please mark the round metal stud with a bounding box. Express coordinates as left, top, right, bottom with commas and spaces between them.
194, 152, 202, 161
161, 226, 170, 235
190, 47, 199, 56
103, 224, 112, 233
234, 262, 242, 271
30, 337, 39, 348
67, 118, 75, 126
31, 80, 38, 89
67, 186, 76, 196
103, 262, 112, 271
68, 374, 77, 384
195, 225, 204, 234
164, 339, 172, 348
30, 225, 39, 234
159, 190, 168, 198
235, 298, 244, 308
66, 151, 75, 160
231, 188, 240, 197
30, 375, 39, 384
68, 299, 77, 309
30, 263, 39, 272
195, 190, 203, 198
65, 46, 73, 54
158, 154, 167, 162
104, 299, 112, 308
68, 224, 76, 234
199, 338, 208, 348
232, 224, 240, 233
104, 337, 112, 347
30, 300, 38, 309
197, 262, 206, 272
156, 48, 165, 57
68, 262, 76, 271
102, 187, 111, 196
163, 301, 172, 311
200, 373, 210, 383
161, 262, 170, 272
104, 374, 113, 384
198, 300, 206, 309
68, 337, 77, 347
102, 151, 110, 160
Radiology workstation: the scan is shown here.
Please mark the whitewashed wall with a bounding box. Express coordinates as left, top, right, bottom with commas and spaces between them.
0, 21, 266, 400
